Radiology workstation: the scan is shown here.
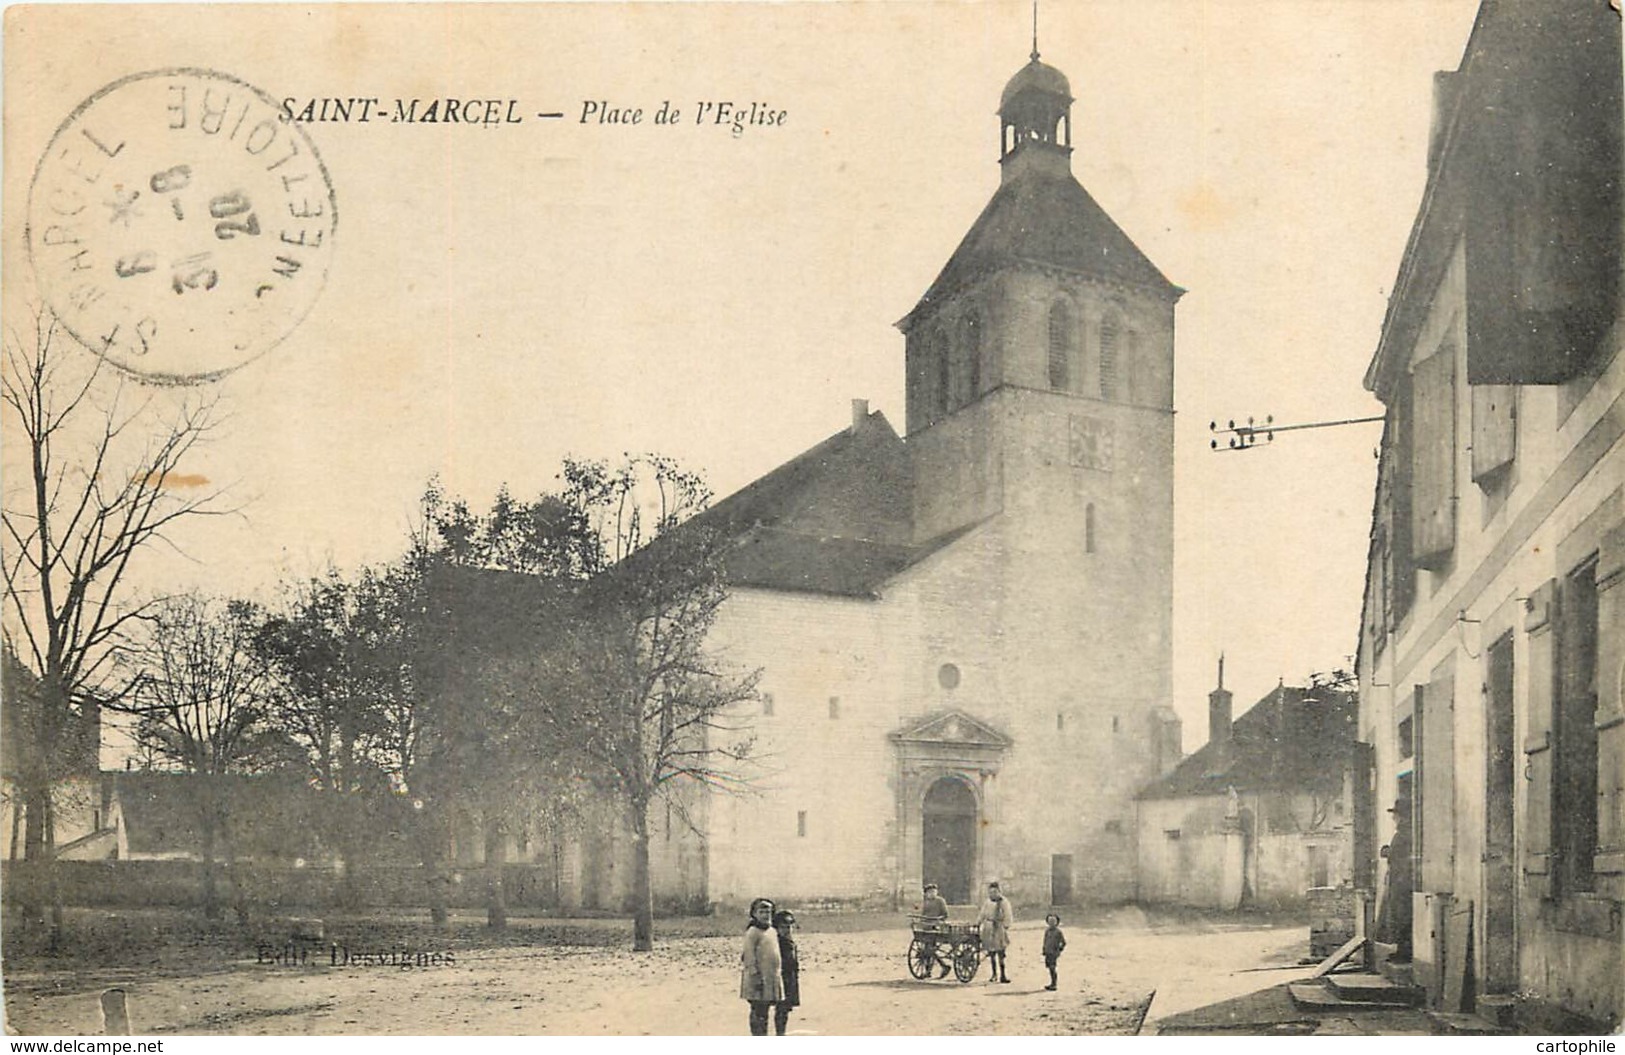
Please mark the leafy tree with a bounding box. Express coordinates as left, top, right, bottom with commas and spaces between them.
252, 567, 405, 906
544, 456, 760, 951
411, 483, 603, 928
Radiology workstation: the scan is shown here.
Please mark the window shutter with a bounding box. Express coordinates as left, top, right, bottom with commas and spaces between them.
1464, 3, 1622, 385
1410, 349, 1456, 567
1470, 384, 1515, 482
1522, 579, 1557, 899
1418, 667, 1456, 893
1595, 525, 1625, 877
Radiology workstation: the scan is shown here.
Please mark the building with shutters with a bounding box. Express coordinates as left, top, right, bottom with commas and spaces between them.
1355, 0, 1624, 1030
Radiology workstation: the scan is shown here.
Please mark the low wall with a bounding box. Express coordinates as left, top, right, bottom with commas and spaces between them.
0, 860, 562, 912
1307, 885, 1357, 958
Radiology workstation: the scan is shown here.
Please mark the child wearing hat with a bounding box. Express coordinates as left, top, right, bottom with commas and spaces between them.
771, 909, 801, 1036
1042, 913, 1067, 991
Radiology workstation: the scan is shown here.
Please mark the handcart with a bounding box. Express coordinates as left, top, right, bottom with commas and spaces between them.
906, 915, 982, 983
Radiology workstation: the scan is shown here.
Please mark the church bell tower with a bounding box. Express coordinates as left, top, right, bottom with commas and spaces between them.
895, 40, 1182, 900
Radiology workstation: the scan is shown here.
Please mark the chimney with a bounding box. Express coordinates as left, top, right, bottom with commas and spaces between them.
1209, 653, 1233, 746
1427, 71, 1461, 175
851, 398, 870, 433
1155, 708, 1183, 776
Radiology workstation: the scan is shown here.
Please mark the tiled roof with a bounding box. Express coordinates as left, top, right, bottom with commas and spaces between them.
905, 170, 1179, 327
1136, 686, 1357, 801
114, 772, 326, 858
726, 521, 975, 599
697, 410, 912, 545
688, 410, 967, 598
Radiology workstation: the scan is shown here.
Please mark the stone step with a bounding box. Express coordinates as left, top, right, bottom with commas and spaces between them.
1288, 981, 1418, 1012
1379, 957, 1417, 987
1475, 993, 1517, 1029
1428, 1011, 1511, 1036
1325, 973, 1425, 1007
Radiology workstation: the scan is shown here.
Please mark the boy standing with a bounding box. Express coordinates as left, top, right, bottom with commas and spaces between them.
1042, 913, 1066, 991
771, 909, 800, 1035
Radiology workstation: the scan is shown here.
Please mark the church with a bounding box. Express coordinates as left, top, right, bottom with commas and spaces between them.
645, 43, 1185, 909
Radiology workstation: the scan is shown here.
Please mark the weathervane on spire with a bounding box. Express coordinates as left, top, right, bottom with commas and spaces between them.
1031, 0, 1040, 61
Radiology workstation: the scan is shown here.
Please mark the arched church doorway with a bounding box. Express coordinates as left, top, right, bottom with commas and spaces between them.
922, 777, 978, 904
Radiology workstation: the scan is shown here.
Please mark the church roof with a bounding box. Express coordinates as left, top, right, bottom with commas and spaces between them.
699, 409, 912, 545
726, 523, 969, 599
692, 409, 967, 598
1136, 685, 1356, 801
902, 171, 1179, 328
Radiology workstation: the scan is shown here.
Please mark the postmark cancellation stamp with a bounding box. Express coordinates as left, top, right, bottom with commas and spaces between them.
27, 68, 338, 384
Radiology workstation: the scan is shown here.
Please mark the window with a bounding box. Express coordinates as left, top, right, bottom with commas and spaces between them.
797, 811, 807, 838
1554, 556, 1600, 895
1085, 503, 1097, 553
935, 327, 951, 417
1111, 715, 1120, 733
1056, 712, 1065, 731
1099, 316, 1119, 400
1309, 845, 1331, 887
964, 312, 982, 400
1048, 302, 1072, 391
828, 696, 840, 719
762, 692, 774, 717
1164, 828, 1181, 840
938, 663, 961, 690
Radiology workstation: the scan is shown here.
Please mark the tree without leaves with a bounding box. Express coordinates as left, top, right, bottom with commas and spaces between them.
1, 307, 223, 943
112, 593, 297, 921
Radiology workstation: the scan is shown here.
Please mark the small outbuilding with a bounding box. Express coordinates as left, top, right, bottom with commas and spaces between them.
1135, 667, 1357, 911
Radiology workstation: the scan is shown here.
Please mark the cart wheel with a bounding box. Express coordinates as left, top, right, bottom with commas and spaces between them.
908, 939, 935, 980
953, 943, 981, 983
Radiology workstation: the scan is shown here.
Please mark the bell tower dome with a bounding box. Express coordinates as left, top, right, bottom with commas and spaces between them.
999, 50, 1073, 183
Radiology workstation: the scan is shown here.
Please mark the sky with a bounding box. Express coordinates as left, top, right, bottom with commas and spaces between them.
3, 0, 1483, 751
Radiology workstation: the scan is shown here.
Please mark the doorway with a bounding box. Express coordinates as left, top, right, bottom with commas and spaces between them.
922, 777, 977, 904
1051, 854, 1074, 906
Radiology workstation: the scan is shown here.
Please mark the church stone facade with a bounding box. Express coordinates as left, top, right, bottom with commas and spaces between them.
674, 47, 1183, 910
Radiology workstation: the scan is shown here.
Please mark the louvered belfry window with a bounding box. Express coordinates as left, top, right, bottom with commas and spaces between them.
1048, 303, 1072, 391
1099, 317, 1119, 400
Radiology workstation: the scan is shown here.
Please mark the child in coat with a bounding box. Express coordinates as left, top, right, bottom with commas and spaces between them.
772, 909, 800, 1035
740, 898, 784, 1035
1042, 913, 1067, 991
